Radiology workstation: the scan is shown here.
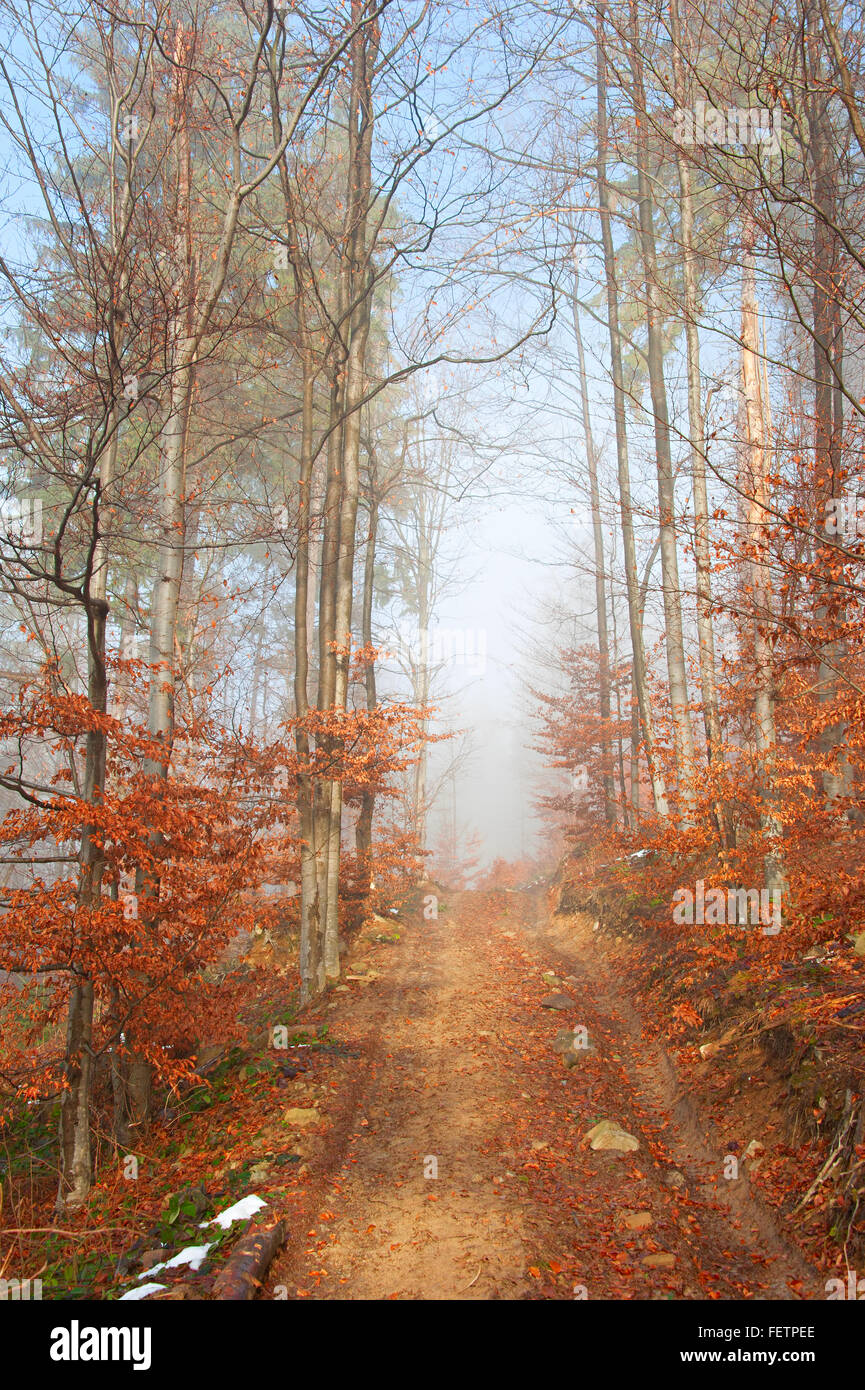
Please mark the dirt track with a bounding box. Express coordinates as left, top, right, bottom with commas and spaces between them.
267, 890, 822, 1300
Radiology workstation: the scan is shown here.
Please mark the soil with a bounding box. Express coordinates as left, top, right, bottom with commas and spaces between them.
264, 889, 823, 1300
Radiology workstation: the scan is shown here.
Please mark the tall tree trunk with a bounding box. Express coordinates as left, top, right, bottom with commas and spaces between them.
808, 62, 850, 813
669, 0, 723, 766
628, 2, 697, 823
136, 28, 199, 1127
596, 4, 668, 818
296, 362, 320, 1001
355, 477, 378, 868
670, 0, 727, 846
741, 243, 785, 899
58, 399, 123, 1205
107, 574, 139, 1146
571, 253, 615, 824
58, 564, 108, 1210
609, 593, 630, 824
324, 280, 373, 978
57, 241, 129, 1203
310, 366, 344, 994
249, 621, 266, 737
411, 488, 432, 850
322, 4, 379, 979
280, 161, 323, 1003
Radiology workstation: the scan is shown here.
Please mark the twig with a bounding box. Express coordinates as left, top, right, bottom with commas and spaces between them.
792, 1096, 859, 1214
0, 1226, 134, 1237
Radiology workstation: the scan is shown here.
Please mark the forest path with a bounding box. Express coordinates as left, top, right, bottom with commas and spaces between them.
266, 889, 821, 1300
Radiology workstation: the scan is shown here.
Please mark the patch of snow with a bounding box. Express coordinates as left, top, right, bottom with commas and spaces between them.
119, 1282, 166, 1301
142, 1243, 212, 1277
205, 1194, 267, 1230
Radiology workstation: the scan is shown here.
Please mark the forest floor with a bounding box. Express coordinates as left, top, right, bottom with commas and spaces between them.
16, 885, 834, 1300
260, 888, 823, 1301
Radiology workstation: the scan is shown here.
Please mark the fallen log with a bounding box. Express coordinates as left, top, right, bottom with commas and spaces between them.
212, 1220, 287, 1300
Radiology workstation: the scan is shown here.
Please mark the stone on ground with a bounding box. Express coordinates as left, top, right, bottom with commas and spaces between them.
283, 1107, 321, 1127
642, 1252, 676, 1269
584, 1119, 639, 1152
620, 1210, 653, 1230
540, 992, 574, 1011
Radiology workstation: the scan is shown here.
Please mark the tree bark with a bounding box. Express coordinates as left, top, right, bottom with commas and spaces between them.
596, 4, 668, 818
355, 471, 379, 868
571, 254, 616, 824
628, 1, 697, 823
669, 0, 723, 770
807, 52, 850, 814
212, 1220, 287, 1300
741, 242, 785, 899
322, 4, 379, 980
58, 540, 109, 1209
670, 0, 728, 847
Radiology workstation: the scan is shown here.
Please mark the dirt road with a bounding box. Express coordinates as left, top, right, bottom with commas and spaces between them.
266, 889, 821, 1300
